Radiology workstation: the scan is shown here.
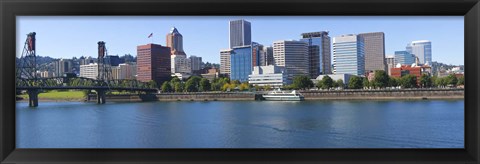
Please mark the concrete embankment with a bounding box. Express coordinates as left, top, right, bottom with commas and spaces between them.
300, 89, 464, 100
96, 89, 463, 102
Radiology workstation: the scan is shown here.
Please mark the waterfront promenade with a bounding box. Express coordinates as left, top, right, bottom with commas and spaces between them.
85, 88, 464, 102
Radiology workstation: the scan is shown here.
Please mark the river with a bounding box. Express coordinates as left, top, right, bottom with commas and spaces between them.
16, 100, 464, 148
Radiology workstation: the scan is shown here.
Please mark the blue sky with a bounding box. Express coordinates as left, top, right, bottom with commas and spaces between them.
17, 16, 464, 65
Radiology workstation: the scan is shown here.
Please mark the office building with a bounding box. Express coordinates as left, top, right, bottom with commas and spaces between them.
273, 40, 309, 82
189, 55, 202, 71
54, 58, 73, 77
300, 31, 332, 78
358, 32, 386, 72
390, 63, 432, 85
166, 27, 186, 56
79, 63, 98, 79
112, 63, 137, 80
248, 65, 288, 88
229, 19, 251, 48
406, 40, 432, 64
220, 49, 232, 76
171, 55, 191, 74
137, 43, 171, 84
230, 43, 261, 82
260, 46, 274, 66
385, 55, 395, 76
394, 51, 415, 65
333, 34, 365, 76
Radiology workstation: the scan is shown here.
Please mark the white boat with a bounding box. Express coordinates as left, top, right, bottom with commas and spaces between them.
262, 89, 304, 101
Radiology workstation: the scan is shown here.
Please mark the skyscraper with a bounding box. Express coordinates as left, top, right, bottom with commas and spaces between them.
273, 40, 309, 83
230, 43, 261, 82
333, 34, 365, 76
300, 31, 331, 78
406, 40, 432, 64
394, 51, 416, 65
137, 43, 171, 85
189, 55, 202, 71
220, 49, 232, 76
166, 27, 186, 56
262, 46, 274, 66
229, 19, 251, 48
358, 32, 386, 72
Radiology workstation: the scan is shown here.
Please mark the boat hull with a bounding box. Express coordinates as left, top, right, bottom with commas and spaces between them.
262, 96, 304, 101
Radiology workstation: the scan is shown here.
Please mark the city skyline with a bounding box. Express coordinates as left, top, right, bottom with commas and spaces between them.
17, 16, 464, 65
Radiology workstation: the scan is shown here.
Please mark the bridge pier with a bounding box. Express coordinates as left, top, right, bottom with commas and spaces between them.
27, 89, 39, 107
96, 89, 106, 104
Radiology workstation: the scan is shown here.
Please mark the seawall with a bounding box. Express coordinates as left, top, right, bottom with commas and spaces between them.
95, 89, 464, 102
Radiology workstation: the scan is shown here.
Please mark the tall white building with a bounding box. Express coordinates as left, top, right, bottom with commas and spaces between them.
171, 55, 191, 74
333, 34, 365, 76
79, 63, 98, 79
273, 40, 309, 82
220, 49, 232, 76
229, 19, 251, 48
406, 40, 432, 64
248, 65, 288, 88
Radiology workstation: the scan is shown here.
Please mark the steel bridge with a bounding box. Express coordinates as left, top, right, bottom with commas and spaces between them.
16, 32, 158, 107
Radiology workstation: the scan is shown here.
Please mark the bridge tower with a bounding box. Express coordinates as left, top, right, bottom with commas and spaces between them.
97, 41, 113, 81
17, 32, 37, 80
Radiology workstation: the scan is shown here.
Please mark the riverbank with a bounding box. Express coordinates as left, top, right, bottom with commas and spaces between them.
18, 89, 464, 102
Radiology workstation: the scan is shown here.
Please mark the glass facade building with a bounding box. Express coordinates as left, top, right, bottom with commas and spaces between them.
394, 51, 415, 65
333, 34, 365, 76
300, 31, 331, 78
229, 20, 252, 49
406, 40, 432, 64
230, 44, 260, 82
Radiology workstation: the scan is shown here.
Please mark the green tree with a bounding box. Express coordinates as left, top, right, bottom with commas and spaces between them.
185, 76, 201, 92
170, 76, 181, 86
320, 75, 334, 89
348, 76, 363, 89
363, 77, 370, 89
263, 85, 272, 91
148, 80, 157, 89
336, 79, 344, 89
400, 74, 417, 88
457, 76, 465, 86
292, 75, 314, 90
419, 74, 432, 88
445, 74, 458, 87
231, 80, 241, 85
372, 70, 389, 89
199, 78, 211, 92
174, 82, 184, 92
161, 81, 172, 92
221, 83, 230, 91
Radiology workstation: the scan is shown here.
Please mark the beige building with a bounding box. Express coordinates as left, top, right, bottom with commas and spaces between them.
358, 32, 386, 72
273, 40, 309, 82
220, 49, 232, 76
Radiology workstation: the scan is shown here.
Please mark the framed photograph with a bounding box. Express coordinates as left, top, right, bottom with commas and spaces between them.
1, 0, 479, 163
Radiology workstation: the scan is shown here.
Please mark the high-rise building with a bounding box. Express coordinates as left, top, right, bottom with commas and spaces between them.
394, 51, 415, 65
54, 58, 73, 77
166, 27, 186, 56
112, 63, 137, 80
260, 46, 274, 66
358, 32, 386, 72
189, 55, 202, 71
220, 49, 232, 76
406, 40, 432, 64
229, 19, 251, 48
273, 40, 309, 82
300, 31, 331, 78
137, 43, 171, 85
230, 43, 261, 82
333, 34, 365, 76
79, 63, 98, 79
171, 55, 191, 74
385, 55, 395, 76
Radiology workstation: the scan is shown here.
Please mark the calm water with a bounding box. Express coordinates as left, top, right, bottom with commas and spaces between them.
16, 100, 464, 148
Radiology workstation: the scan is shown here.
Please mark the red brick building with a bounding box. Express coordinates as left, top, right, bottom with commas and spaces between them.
390, 64, 432, 84
137, 44, 171, 85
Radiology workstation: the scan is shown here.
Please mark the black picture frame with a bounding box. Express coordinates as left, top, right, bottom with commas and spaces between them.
1, 0, 479, 163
